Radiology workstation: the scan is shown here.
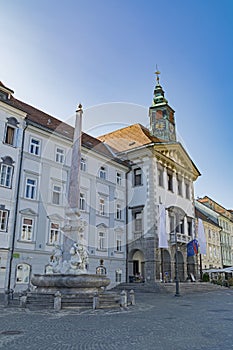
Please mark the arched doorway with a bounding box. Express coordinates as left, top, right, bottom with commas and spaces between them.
174, 251, 184, 281
187, 255, 196, 279
128, 249, 145, 282
162, 249, 171, 282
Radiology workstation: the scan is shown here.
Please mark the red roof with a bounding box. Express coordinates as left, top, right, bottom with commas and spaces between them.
1, 92, 127, 163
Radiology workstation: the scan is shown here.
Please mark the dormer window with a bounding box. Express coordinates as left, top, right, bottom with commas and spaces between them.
4, 117, 19, 147
0, 91, 8, 101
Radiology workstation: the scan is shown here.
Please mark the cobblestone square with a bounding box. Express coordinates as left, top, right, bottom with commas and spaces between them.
0, 289, 233, 350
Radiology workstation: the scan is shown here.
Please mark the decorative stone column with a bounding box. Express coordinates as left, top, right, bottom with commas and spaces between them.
62, 104, 87, 260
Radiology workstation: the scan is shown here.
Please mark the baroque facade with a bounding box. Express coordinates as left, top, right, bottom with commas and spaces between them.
0, 81, 129, 291
99, 74, 200, 282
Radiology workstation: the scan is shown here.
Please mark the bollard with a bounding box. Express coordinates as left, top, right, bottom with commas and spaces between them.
120, 290, 127, 308
129, 289, 135, 305
93, 293, 99, 310
20, 294, 27, 308
4, 289, 10, 307
54, 291, 62, 311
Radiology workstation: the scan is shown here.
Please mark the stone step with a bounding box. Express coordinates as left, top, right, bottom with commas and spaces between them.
113, 282, 162, 293
160, 282, 227, 294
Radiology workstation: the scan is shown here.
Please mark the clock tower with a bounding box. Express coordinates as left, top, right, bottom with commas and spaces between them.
149, 70, 176, 142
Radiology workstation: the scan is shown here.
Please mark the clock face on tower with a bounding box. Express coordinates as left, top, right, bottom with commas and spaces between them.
155, 121, 165, 130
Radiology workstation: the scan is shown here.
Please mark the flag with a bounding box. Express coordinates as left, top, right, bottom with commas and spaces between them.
158, 205, 168, 248
187, 239, 199, 257
198, 218, 207, 254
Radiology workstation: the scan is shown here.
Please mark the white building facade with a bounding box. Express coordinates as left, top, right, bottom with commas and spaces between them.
0, 82, 129, 291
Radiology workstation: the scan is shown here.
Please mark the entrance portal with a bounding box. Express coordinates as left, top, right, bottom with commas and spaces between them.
128, 249, 145, 282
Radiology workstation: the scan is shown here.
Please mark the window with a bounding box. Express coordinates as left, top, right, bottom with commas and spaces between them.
80, 157, 87, 171
167, 171, 173, 192
25, 178, 37, 199
55, 148, 64, 163
99, 166, 106, 179
52, 185, 61, 205
115, 269, 122, 282
176, 218, 184, 234
0, 156, 14, 188
98, 232, 105, 250
116, 172, 122, 185
0, 164, 13, 188
21, 218, 33, 241
4, 117, 19, 146
29, 138, 40, 156
116, 233, 122, 252
158, 166, 164, 187
133, 168, 142, 186
187, 218, 193, 236
4, 117, 19, 147
133, 210, 143, 232
99, 198, 105, 216
209, 246, 212, 258
79, 193, 86, 211
0, 209, 8, 231
185, 182, 190, 199
5, 126, 15, 145
177, 175, 183, 196
16, 263, 30, 284
49, 222, 60, 244
116, 204, 122, 220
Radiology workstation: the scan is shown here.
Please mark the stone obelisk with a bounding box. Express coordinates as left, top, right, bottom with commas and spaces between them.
63, 104, 86, 259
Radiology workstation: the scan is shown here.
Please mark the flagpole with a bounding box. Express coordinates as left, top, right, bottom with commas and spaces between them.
161, 248, 164, 282
200, 253, 203, 280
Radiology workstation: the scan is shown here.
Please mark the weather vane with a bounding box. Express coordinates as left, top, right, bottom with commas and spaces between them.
155, 64, 160, 84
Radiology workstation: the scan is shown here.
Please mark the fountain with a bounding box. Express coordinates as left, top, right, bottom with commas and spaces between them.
22, 105, 120, 310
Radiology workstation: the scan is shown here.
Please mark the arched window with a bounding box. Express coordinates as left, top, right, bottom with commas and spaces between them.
4, 117, 19, 146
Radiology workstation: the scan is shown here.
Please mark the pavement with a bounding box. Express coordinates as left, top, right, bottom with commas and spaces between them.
0, 289, 233, 350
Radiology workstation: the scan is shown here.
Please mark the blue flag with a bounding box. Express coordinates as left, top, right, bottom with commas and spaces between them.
187, 239, 199, 257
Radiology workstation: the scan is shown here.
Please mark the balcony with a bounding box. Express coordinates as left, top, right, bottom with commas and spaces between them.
170, 233, 192, 244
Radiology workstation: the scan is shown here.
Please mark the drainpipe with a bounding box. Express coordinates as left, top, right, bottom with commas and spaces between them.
6, 119, 28, 299
125, 167, 131, 283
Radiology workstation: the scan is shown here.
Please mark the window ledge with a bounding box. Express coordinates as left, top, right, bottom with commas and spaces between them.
17, 239, 35, 244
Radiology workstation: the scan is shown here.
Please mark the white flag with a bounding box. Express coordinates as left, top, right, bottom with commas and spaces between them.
198, 218, 207, 254
158, 205, 168, 248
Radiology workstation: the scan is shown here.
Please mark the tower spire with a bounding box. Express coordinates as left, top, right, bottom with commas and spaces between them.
149, 72, 176, 142
155, 64, 160, 85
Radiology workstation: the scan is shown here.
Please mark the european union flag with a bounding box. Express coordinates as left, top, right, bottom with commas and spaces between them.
187, 239, 199, 257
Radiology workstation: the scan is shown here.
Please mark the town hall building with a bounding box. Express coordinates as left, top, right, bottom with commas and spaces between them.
99, 72, 201, 283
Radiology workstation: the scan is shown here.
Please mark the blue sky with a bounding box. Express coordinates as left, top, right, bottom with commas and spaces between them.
1, 0, 233, 208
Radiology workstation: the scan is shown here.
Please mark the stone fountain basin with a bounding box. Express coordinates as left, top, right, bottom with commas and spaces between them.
31, 274, 110, 289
